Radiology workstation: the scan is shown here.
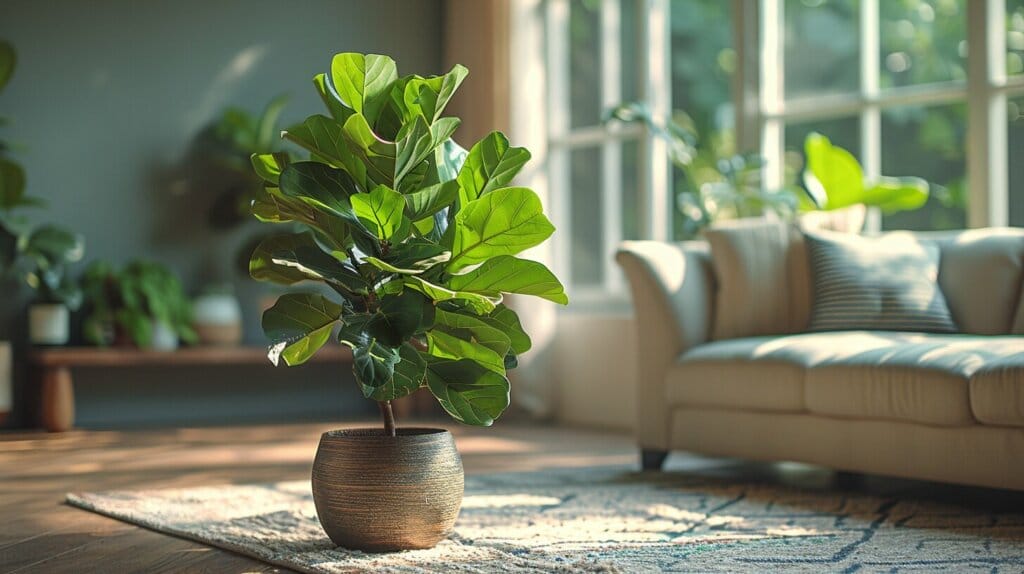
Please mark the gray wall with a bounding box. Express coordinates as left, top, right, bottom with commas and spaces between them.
0, 0, 445, 427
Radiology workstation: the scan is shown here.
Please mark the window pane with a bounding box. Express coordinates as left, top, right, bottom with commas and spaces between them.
880, 0, 966, 89
1009, 98, 1024, 226
881, 104, 967, 231
569, 0, 602, 129
570, 146, 604, 286
785, 0, 860, 99
670, 0, 734, 137
785, 116, 861, 166
621, 0, 639, 103
1010, 0, 1024, 76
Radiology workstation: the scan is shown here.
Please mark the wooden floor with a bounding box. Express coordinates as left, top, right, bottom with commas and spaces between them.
0, 420, 638, 573
4, 420, 1024, 573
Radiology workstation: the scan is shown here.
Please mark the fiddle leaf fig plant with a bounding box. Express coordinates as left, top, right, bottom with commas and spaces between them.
250, 53, 567, 434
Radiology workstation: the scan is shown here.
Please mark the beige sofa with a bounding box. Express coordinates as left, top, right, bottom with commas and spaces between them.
616, 227, 1024, 491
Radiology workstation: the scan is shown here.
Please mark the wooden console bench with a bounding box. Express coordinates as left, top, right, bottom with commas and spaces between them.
30, 346, 353, 432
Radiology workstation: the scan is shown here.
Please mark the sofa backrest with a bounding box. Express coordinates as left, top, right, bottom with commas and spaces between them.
705, 223, 1024, 339
921, 228, 1024, 335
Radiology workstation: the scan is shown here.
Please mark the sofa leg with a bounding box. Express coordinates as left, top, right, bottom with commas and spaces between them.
641, 449, 669, 471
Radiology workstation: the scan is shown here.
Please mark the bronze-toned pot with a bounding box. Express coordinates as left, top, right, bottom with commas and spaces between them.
311, 428, 464, 552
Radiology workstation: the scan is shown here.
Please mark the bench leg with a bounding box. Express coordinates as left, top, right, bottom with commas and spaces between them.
641, 448, 669, 471
41, 366, 74, 432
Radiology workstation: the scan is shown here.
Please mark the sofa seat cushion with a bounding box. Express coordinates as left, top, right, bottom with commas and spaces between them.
970, 350, 1024, 427
804, 334, 1024, 427
664, 333, 905, 412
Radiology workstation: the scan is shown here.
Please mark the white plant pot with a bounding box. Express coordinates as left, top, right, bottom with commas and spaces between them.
149, 321, 180, 351
193, 293, 243, 346
29, 303, 70, 345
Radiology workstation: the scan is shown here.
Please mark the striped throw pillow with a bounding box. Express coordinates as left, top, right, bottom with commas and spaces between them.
804, 230, 958, 333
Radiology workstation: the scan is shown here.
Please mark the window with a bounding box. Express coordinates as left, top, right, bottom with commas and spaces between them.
545, 0, 1024, 298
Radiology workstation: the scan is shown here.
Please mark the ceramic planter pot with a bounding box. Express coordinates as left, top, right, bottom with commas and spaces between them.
192, 292, 242, 346
29, 303, 70, 345
148, 321, 179, 351
311, 428, 464, 552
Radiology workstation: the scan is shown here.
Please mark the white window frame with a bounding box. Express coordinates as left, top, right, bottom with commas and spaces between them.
545, 0, 1024, 301
741, 0, 1024, 229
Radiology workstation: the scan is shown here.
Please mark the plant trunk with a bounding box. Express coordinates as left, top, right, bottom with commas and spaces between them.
378, 400, 396, 437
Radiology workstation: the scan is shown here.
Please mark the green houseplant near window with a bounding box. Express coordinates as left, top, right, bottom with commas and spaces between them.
249, 52, 567, 551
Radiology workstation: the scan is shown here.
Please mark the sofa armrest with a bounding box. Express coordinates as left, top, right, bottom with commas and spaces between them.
615, 241, 715, 449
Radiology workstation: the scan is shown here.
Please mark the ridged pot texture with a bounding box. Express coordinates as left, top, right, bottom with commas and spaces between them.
311, 427, 464, 552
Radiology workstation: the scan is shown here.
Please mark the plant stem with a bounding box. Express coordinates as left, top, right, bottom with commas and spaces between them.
378, 400, 396, 437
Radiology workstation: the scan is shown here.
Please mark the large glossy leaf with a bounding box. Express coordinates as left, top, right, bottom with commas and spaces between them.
424, 357, 510, 426
480, 304, 531, 354
352, 340, 401, 394
282, 115, 366, 186
405, 65, 468, 123
456, 131, 531, 205
21, 225, 85, 264
278, 161, 361, 218
395, 116, 460, 186
262, 293, 342, 366
313, 73, 353, 124
342, 113, 396, 186
427, 330, 505, 374
251, 186, 353, 255
433, 308, 511, 357
383, 240, 451, 270
363, 343, 425, 401
351, 185, 406, 241
862, 176, 929, 214
331, 53, 398, 127
447, 255, 567, 304
803, 132, 864, 210
250, 152, 290, 185
250, 232, 368, 293
363, 291, 432, 347
404, 180, 458, 221
447, 187, 555, 272
365, 252, 449, 275
405, 275, 499, 315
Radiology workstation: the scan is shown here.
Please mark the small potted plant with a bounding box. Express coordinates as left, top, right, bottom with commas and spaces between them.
0, 40, 85, 345
81, 260, 198, 350
249, 52, 567, 551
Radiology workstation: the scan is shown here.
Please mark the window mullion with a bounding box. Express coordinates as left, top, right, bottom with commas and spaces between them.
546, 0, 573, 288
967, 0, 1008, 228
760, 0, 784, 191
860, 0, 882, 232
639, 0, 671, 241
601, 0, 623, 292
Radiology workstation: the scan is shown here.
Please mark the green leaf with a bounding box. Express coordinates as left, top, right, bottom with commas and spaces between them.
282, 115, 366, 186
21, 225, 85, 264
803, 132, 864, 210
352, 340, 401, 393
384, 240, 451, 270
364, 343, 425, 401
456, 131, 531, 205
481, 304, 531, 354
250, 232, 368, 293
427, 330, 505, 374
404, 180, 458, 221
363, 291, 432, 347
405, 275, 499, 315
278, 161, 361, 218
862, 176, 930, 214
351, 185, 406, 241
0, 158, 27, 210
365, 252, 449, 275
447, 256, 567, 304
331, 53, 399, 127
433, 308, 511, 358
342, 112, 396, 186
250, 152, 290, 185
262, 293, 342, 366
0, 41, 15, 92
313, 73, 353, 124
447, 187, 555, 272
405, 64, 468, 123
251, 186, 354, 255
395, 116, 460, 186
424, 357, 510, 426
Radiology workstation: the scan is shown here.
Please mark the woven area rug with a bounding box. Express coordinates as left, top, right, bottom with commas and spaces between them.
67, 469, 1024, 573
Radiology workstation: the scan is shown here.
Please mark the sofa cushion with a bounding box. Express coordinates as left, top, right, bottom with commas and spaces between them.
970, 351, 1024, 427
929, 228, 1024, 335
804, 230, 958, 333
666, 337, 808, 412
705, 219, 812, 340
805, 334, 1024, 426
